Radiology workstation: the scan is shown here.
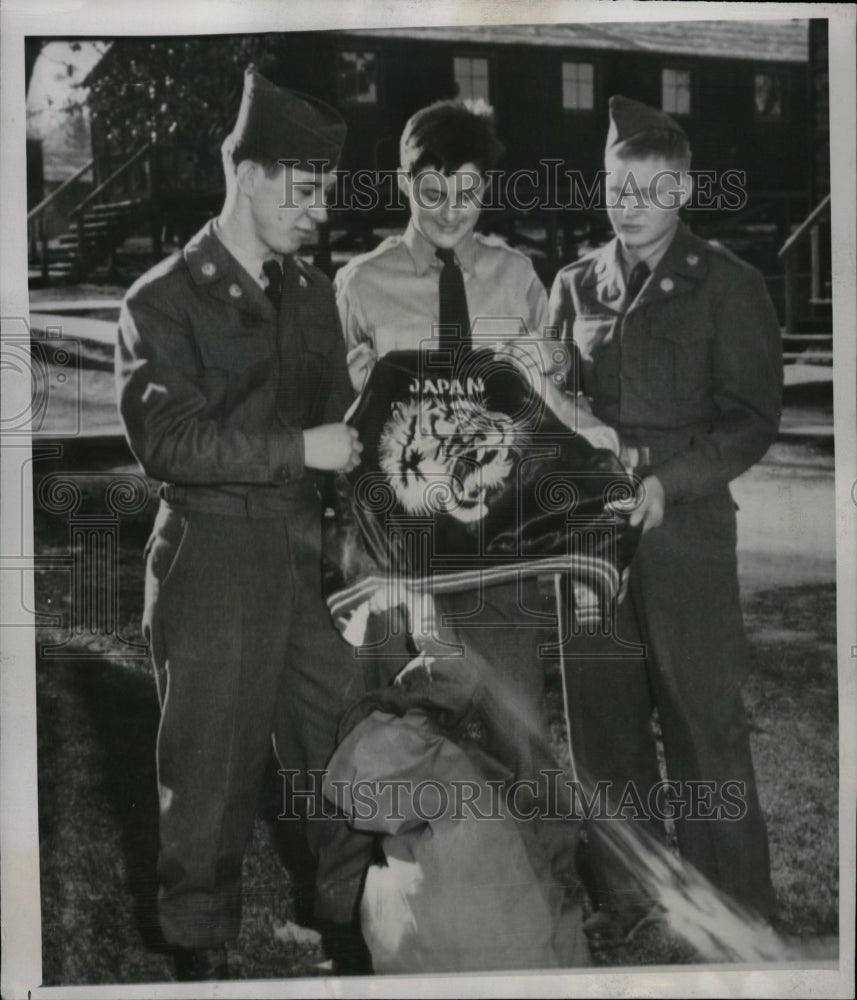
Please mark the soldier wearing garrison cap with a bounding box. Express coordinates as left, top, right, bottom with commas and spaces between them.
604, 93, 689, 148
548, 95, 782, 946
117, 67, 374, 979
231, 69, 346, 170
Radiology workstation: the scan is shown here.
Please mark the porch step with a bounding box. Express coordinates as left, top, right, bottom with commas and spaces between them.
88, 199, 141, 214
782, 351, 833, 363
29, 198, 147, 286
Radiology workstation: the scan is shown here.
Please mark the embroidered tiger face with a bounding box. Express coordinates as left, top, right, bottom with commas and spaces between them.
379, 397, 521, 523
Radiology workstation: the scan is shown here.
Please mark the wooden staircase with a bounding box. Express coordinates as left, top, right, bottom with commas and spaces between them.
28, 142, 160, 287
778, 195, 832, 366
30, 198, 149, 285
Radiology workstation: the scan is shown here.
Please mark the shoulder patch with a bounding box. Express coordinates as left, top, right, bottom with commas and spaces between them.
295, 257, 332, 288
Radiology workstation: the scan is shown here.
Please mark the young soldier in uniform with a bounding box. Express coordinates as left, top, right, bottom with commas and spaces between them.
334, 100, 591, 967
117, 68, 373, 979
548, 95, 782, 944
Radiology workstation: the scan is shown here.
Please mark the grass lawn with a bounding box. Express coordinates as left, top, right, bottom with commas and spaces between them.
33, 474, 839, 983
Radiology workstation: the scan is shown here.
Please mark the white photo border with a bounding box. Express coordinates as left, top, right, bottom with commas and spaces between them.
2, 1, 854, 997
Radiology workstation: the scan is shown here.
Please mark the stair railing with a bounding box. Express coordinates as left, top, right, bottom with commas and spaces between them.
27, 158, 97, 284
68, 142, 154, 276
777, 193, 831, 337
68, 141, 152, 218
27, 142, 156, 284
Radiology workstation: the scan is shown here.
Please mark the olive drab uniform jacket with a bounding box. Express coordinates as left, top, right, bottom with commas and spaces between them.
115, 220, 372, 945
547, 220, 783, 502
117, 218, 353, 512
547, 219, 782, 919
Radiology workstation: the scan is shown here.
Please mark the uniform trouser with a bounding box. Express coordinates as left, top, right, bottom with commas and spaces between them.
564, 491, 775, 921
143, 500, 375, 948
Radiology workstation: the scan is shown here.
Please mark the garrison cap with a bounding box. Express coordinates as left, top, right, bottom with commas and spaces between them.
230, 67, 346, 171
606, 94, 688, 151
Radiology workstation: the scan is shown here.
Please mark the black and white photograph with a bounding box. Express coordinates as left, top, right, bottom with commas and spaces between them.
1, 1, 855, 997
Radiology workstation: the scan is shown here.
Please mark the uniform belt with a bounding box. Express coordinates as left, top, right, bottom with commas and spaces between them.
620, 428, 706, 467
160, 483, 317, 518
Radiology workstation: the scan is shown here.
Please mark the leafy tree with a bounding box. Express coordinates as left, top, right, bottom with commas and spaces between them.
84, 35, 283, 157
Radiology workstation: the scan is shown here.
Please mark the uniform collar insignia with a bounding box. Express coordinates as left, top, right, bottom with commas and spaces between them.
581, 221, 709, 311
183, 220, 265, 317
630, 223, 707, 308
656, 221, 710, 282
184, 219, 232, 285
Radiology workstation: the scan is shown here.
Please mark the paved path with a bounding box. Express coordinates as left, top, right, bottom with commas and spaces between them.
734, 446, 836, 592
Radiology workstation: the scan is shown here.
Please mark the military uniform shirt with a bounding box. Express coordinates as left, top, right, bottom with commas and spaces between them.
334, 222, 549, 355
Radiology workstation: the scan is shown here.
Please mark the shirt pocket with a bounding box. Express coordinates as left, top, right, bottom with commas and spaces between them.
644, 311, 714, 403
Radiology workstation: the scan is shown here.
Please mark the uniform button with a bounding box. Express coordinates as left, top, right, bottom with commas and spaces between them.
229, 283, 243, 298
201, 261, 216, 277
686, 253, 699, 266
660, 277, 675, 292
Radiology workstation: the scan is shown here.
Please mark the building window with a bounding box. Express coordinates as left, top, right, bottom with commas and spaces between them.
662, 68, 692, 115
562, 61, 595, 110
754, 72, 784, 120
337, 50, 379, 105
453, 56, 490, 103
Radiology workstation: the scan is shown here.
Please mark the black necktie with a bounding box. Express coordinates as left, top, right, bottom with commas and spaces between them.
626, 261, 650, 305
262, 258, 283, 311
436, 247, 470, 348
270, 257, 301, 422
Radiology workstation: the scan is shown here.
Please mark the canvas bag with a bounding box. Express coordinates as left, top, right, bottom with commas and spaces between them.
324, 706, 590, 974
